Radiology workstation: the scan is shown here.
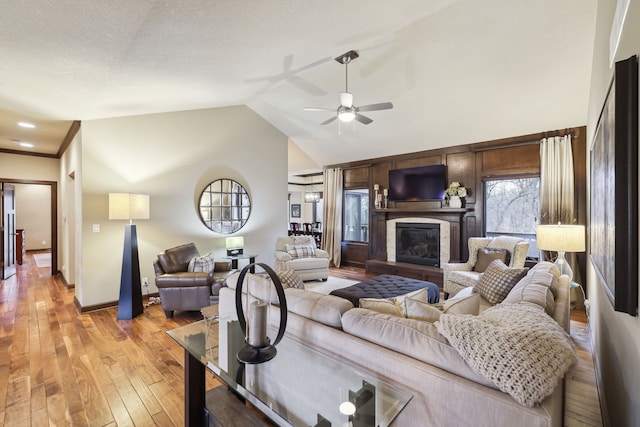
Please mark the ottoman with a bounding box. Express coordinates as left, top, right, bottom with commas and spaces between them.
330, 274, 440, 307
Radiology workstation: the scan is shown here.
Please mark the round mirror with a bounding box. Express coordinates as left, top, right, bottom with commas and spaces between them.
198, 179, 251, 234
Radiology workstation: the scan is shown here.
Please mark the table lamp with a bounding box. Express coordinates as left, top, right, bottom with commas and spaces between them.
536, 223, 585, 282
109, 193, 149, 320
226, 236, 244, 256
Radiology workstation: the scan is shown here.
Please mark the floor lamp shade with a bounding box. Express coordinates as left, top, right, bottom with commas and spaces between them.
536, 224, 585, 282
109, 193, 149, 320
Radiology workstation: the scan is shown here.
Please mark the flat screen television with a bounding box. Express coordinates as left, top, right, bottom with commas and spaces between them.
388, 164, 446, 201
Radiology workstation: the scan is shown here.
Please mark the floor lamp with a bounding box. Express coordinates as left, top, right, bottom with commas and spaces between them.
109, 193, 150, 320
536, 223, 586, 283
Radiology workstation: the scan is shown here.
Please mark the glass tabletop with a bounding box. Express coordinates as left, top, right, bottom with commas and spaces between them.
167, 314, 412, 427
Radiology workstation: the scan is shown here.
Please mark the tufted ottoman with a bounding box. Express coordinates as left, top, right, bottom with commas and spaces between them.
330, 274, 440, 307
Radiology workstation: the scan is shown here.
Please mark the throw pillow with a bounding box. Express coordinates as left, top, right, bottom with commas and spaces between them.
475, 260, 528, 305
473, 247, 511, 272
274, 266, 304, 289
285, 244, 316, 259
359, 298, 404, 317
404, 297, 442, 322
393, 287, 428, 305
187, 251, 215, 272
443, 293, 480, 315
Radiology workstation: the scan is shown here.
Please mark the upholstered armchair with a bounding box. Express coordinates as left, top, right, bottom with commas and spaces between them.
153, 243, 234, 317
274, 235, 330, 281
443, 236, 529, 298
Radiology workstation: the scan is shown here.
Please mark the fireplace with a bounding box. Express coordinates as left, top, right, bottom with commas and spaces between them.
395, 222, 440, 267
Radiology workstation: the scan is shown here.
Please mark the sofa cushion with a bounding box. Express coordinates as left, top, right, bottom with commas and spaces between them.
285, 257, 330, 271
442, 292, 480, 315
527, 261, 561, 297
285, 243, 317, 259
475, 260, 528, 305
187, 251, 215, 273
503, 270, 557, 315
341, 308, 495, 388
473, 247, 511, 272
447, 270, 481, 288
403, 297, 442, 322
360, 298, 404, 316
225, 272, 280, 304
285, 288, 353, 328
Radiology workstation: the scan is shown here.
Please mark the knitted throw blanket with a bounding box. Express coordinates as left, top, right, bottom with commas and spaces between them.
436, 304, 577, 407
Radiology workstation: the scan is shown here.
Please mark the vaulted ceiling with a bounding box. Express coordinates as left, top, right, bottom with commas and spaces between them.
0, 1, 596, 173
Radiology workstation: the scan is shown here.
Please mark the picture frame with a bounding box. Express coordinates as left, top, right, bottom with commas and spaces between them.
291, 204, 301, 218
589, 55, 638, 316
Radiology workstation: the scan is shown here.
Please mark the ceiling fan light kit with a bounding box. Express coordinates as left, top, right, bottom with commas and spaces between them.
303, 50, 393, 126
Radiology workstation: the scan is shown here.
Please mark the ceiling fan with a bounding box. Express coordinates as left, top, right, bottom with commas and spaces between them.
303, 50, 393, 125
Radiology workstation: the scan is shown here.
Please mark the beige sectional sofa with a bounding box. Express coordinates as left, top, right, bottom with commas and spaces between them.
218, 262, 573, 427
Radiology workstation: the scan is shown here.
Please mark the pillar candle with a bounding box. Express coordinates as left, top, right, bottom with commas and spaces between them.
374, 184, 379, 191
383, 188, 388, 196
248, 301, 268, 347
377, 194, 382, 201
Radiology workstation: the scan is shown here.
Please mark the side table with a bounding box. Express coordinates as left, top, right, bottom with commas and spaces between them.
224, 254, 258, 273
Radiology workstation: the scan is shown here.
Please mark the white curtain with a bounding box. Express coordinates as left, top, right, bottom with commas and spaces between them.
540, 135, 580, 282
322, 167, 343, 267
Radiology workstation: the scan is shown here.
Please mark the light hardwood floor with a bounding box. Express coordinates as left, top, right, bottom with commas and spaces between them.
0, 256, 602, 426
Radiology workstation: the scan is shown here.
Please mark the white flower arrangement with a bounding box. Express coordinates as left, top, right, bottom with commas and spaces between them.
445, 182, 467, 198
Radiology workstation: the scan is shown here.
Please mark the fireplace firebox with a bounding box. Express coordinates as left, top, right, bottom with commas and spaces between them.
395, 223, 440, 267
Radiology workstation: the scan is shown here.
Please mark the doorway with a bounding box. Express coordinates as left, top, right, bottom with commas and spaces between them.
0, 179, 57, 278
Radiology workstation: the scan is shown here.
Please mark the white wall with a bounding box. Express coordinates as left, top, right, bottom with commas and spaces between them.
78, 106, 288, 308
14, 183, 52, 250
60, 131, 82, 287
587, 1, 640, 425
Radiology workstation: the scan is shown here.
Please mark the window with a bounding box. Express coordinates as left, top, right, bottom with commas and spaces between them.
343, 189, 369, 242
484, 177, 539, 258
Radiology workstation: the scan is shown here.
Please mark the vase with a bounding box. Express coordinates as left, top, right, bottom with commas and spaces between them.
449, 196, 462, 208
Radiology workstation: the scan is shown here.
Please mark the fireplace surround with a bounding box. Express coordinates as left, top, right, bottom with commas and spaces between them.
387, 218, 451, 267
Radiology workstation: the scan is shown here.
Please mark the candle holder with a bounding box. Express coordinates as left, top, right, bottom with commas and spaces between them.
383, 195, 388, 209
234, 263, 287, 364
374, 187, 380, 209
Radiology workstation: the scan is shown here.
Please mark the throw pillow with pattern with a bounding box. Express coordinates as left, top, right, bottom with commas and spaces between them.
274, 265, 305, 289
475, 260, 528, 304
473, 247, 511, 272
187, 251, 215, 272
285, 243, 316, 259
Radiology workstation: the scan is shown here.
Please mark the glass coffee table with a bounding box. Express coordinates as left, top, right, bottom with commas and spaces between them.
167, 308, 412, 426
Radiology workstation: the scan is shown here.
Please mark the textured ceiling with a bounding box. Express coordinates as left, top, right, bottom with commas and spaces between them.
0, 0, 597, 172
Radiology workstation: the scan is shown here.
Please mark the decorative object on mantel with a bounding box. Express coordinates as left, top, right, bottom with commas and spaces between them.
383, 188, 388, 209
445, 182, 467, 208
235, 263, 287, 364
374, 184, 381, 208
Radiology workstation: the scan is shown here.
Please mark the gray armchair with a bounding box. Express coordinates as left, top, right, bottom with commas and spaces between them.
153, 243, 234, 317
442, 236, 529, 298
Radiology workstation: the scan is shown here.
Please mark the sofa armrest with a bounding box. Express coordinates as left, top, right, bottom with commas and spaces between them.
510, 241, 530, 268
315, 249, 330, 259
155, 272, 211, 289
214, 260, 233, 271
275, 251, 292, 262
442, 262, 474, 273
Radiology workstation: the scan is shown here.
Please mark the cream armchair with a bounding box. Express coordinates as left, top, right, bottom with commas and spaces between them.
274, 235, 330, 281
443, 236, 529, 298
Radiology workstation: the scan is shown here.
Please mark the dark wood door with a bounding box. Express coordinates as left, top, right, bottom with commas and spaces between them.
2, 183, 17, 279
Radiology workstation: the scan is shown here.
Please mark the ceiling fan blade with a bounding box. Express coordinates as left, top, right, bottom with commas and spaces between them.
303, 107, 335, 112
355, 113, 373, 124
340, 92, 353, 108
321, 116, 338, 125
356, 102, 393, 112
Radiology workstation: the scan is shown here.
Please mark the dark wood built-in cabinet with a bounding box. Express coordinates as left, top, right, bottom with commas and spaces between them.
333, 126, 588, 284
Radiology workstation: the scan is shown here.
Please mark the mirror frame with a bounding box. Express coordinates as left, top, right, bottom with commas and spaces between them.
198, 178, 251, 234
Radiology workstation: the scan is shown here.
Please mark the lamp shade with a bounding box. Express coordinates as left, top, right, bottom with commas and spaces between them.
226, 236, 244, 249
109, 193, 150, 220
536, 224, 586, 252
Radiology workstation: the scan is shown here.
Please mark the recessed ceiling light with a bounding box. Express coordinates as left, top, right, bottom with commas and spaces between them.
19, 142, 34, 148
18, 121, 36, 128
